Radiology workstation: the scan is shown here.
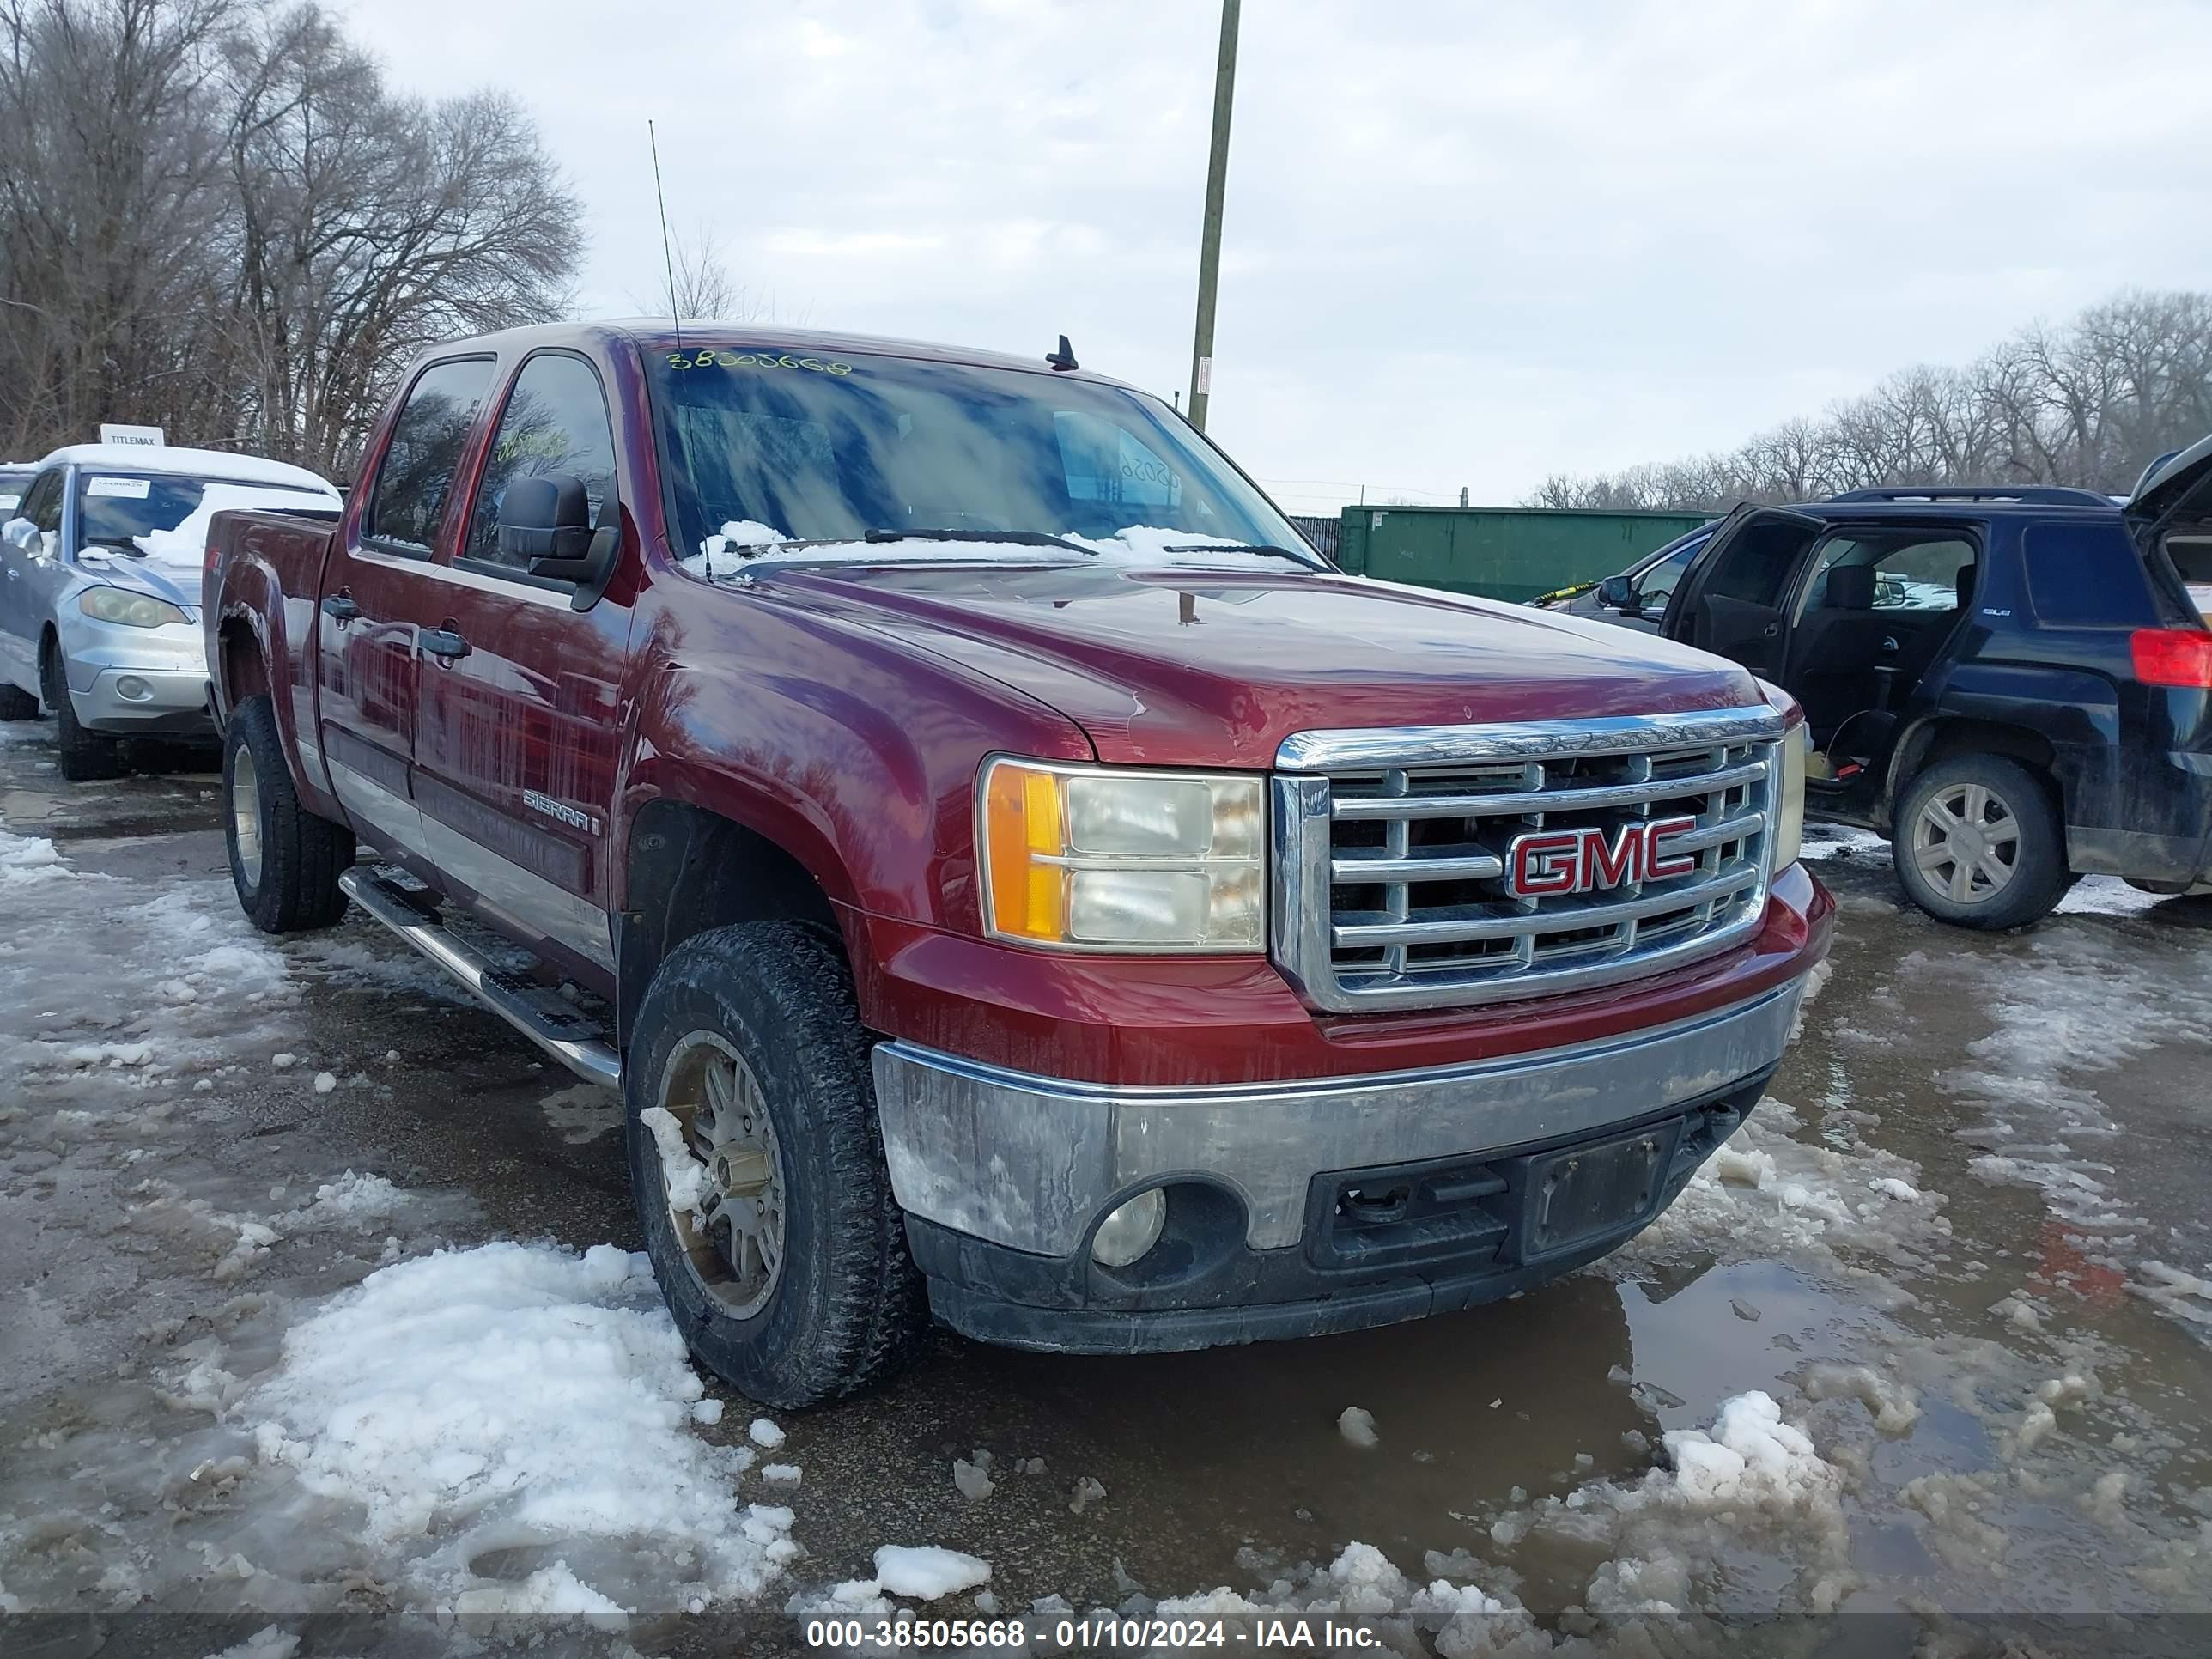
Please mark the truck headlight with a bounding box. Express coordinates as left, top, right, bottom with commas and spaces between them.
979, 758, 1264, 952
80, 587, 189, 629
1774, 724, 1807, 871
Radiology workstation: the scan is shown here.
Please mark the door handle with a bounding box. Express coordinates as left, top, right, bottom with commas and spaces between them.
321, 593, 360, 620
420, 627, 471, 660
1761, 621, 1780, 639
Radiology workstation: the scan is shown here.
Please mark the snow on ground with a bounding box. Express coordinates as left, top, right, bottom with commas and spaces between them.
245, 1241, 787, 1615
1798, 823, 1890, 864
1617, 1097, 1948, 1279
1141, 1393, 1849, 1641
1937, 931, 2212, 1236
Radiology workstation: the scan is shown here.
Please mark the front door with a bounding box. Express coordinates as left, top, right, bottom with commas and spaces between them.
410, 349, 631, 981
1661, 505, 1825, 681
316, 355, 499, 866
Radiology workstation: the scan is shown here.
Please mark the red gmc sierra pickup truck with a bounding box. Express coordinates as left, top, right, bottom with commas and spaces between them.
204, 322, 1832, 1407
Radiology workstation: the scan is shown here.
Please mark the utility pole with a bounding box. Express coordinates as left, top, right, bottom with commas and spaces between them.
1186, 0, 1240, 431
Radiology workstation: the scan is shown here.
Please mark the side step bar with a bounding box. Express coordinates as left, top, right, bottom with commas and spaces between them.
337, 867, 622, 1090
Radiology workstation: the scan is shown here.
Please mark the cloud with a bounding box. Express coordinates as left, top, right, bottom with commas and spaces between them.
338, 0, 2212, 508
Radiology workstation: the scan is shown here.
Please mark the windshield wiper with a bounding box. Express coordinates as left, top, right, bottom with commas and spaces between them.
864, 528, 1093, 556
1164, 542, 1322, 568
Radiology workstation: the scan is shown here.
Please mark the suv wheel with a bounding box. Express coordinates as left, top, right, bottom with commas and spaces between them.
1893, 755, 2068, 929
223, 696, 354, 932
625, 920, 926, 1409
0, 681, 38, 720
40, 639, 124, 781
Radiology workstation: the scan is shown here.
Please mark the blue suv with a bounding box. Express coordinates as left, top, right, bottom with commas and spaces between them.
1568, 465, 2212, 927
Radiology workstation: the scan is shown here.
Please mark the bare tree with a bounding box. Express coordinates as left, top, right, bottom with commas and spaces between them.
1528, 290, 2212, 510
633, 222, 776, 325
0, 0, 242, 454
0, 0, 580, 477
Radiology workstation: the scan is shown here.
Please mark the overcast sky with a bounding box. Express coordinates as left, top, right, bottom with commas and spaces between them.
342, 0, 2212, 514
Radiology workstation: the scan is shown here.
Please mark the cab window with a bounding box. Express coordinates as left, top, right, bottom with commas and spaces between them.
465, 353, 620, 573
366, 357, 497, 555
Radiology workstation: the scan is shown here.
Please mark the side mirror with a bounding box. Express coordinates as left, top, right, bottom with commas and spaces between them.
496, 474, 620, 595
2, 517, 36, 551
1597, 574, 1639, 615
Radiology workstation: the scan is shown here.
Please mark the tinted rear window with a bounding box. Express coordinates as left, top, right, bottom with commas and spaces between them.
2022, 521, 2157, 627
368, 357, 497, 553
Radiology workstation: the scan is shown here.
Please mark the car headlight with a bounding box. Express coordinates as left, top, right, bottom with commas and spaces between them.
979, 757, 1265, 951
79, 587, 189, 629
1774, 722, 1807, 871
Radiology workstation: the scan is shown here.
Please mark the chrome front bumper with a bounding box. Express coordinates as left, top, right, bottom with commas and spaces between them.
871, 979, 1807, 1260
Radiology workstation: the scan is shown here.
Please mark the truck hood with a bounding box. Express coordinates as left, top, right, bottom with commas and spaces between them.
751, 561, 1764, 767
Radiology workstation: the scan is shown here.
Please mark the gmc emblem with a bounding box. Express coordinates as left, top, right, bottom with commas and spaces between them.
1506, 815, 1698, 898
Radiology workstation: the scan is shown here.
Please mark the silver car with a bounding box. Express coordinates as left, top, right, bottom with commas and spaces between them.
0, 444, 339, 778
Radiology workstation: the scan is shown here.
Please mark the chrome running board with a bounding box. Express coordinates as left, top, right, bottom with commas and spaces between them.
337, 866, 621, 1089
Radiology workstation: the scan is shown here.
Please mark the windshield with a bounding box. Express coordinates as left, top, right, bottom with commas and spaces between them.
648, 346, 1309, 564
0, 467, 33, 515
74, 474, 331, 562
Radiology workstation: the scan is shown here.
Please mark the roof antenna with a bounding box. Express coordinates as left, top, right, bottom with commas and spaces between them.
1046, 334, 1079, 371
649, 120, 683, 353
651, 119, 712, 578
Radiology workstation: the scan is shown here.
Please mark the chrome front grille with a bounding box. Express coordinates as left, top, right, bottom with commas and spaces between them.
1273, 706, 1786, 1012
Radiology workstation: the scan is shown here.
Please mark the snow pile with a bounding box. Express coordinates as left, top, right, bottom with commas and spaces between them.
872, 1545, 991, 1601
243, 1241, 784, 1613
2131, 1261, 2212, 1333
1656, 1393, 1841, 1513
1486, 1391, 1854, 1615
1801, 1363, 1921, 1434
1625, 1100, 1946, 1273
0, 829, 69, 886
1151, 1541, 1519, 1646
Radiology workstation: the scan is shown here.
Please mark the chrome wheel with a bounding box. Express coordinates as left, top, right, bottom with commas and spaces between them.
653, 1033, 787, 1319
231, 746, 264, 890
1910, 781, 2020, 905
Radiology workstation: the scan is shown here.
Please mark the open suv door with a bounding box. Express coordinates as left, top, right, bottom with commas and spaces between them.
1658, 505, 1826, 682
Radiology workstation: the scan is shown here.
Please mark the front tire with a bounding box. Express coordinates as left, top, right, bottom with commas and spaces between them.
1893, 755, 2068, 929
625, 921, 926, 1409
224, 695, 353, 933
40, 641, 123, 781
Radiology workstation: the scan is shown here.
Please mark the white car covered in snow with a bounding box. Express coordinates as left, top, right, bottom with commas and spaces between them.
0, 443, 340, 778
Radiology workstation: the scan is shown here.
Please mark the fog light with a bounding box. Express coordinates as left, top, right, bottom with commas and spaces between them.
1090, 1188, 1167, 1267
115, 675, 151, 702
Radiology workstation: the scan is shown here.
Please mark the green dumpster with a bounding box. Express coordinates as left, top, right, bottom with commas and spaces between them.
1334, 507, 1711, 604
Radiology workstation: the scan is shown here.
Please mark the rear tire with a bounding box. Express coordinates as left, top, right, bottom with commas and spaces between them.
0, 681, 38, 720
1893, 754, 2068, 929
625, 921, 927, 1409
224, 695, 353, 933
40, 641, 124, 781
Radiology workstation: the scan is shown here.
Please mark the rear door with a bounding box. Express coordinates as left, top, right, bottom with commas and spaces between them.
316, 356, 498, 865
410, 348, 632, 980
2126, 434, 2212, 620
1660, 505, 1825, 678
